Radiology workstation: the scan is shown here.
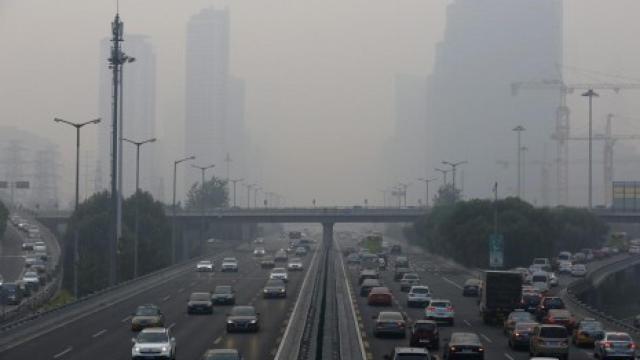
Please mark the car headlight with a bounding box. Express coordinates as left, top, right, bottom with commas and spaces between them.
161, 346, 168, 352
280, 288, 286, 292
134, 346, 141, 353
227, 320, 234, 324
250, 320, 257, 323
264, 289, 268, 293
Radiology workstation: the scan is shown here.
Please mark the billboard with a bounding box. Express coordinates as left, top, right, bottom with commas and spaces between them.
612, 182, 640, 211
489, 234, 504, 268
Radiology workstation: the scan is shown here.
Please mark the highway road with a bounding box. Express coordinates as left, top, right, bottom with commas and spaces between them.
343, 239, 615, 360
0, 224, 26, 283
0, 235, 312, 360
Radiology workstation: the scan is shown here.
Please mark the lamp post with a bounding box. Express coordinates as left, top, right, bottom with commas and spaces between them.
244, 183, 254, 208
442, 161, 468, 191
417, 177, 437, 207
191, 163, 215, 253
582, 89, 599, 209
172, 155, 195, 264
253, 187, 261, 208
512, 125, 526, 198
229, 178, 243, 208
122, 137, 156, 278
54, 117, 101, 297
435, 168, 450, 186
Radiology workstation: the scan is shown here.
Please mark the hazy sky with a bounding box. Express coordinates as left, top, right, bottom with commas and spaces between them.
2, 0, 640, 206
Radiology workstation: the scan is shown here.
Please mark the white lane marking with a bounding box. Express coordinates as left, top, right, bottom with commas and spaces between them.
214, 336, 222, 344
463, 319, 472, 327
168, 322, 176, 330
480, 333, 493, 343
441, 276, 463, 290
162, 295, 171, 302
91, 329, 107, 338
504, 353, 515, 360
53, 346, 73, 359
121, 315, 132, 323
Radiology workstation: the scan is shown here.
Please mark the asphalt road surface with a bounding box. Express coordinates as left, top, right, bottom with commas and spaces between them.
0, 235, 312, 360
0, 224, 26, 283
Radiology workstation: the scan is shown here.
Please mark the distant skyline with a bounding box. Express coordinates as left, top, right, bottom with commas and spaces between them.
2, 1, 640, 207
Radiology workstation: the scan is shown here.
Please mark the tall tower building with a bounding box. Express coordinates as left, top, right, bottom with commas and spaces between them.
96, 35, 157, 198
184, 7, 230, 191
426, 0, 562, 202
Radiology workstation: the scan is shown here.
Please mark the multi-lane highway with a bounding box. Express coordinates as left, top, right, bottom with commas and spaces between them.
0, 224, 26, 283
1, 235, 312, 360
343, 237, 617, 360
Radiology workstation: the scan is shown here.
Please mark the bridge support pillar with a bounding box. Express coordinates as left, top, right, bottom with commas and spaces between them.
322, 222, 334, 247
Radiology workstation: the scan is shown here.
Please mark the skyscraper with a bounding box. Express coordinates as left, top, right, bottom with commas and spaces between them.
96, 35, 157, 198
184, 7, 230, 191
425, 0, 562, 202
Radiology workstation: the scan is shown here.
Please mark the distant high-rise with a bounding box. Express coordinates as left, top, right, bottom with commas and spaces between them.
97, 35, 157, 198
185, 7, 230, 190
426, 0, 562, 202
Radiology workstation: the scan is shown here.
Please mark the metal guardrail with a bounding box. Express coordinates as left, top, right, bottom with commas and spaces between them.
564, 254, 640, 335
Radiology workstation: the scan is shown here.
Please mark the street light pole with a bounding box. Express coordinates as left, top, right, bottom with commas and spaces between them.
229, 178, 243, 208
435, 168, 450, 186
582, 89, 599, 209
244, 184, 254, 208
172, 155, 195, 264
442, 161, 468, 191
254, 187, 261, 208
417, 178, 437, 207
122, 137, 156, 278
512, 125, 526, 198
54, 117, 101, 297
191, 163, 215, 255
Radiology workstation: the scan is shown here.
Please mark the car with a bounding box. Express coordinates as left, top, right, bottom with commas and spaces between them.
360, 278, 381, 297
226, 306, 259, 332
295, 246, 308, 256
373, 311, 407, 338
407, 285, 431, 307
211, 285, 236, 305
572, 252, 586, 264
556, 251, 572, 264
131, 327, 176, 360
400, 273, 420, 292
269, 268, 288, 282
572, 318, 604, 347
34, 252, 48, 262
22, 271, 40, 287
394, 256, 409, 268
571, 263, 587, 277
287, 258, 304, 271
0, 283, 22, 305
543, 309, 575, 331
131, 305, 165, 331
196, 260, 214, 272
24, 256, 37, 268
629, 245, 640, 255
187, 292, 213, 314
21, 242, 34, 251
594, 331, 636, 360
274, 250, 288, 262
558, 261, 573, 274
520, 292, 542, 313
260, 256, 276, 269
394, 267, 411, 281
346, 253, 361, 265
253, 237, 264, 244
367, 287, 393, 306
503, 309, 535, 335
442, 332, 485, 360
263, 279, 287, 298
548, 273, 559, 287
462, 278, 482, 297
358, 269, 379, 284
410, 320, 439, 350
390, 245, 402, 254
33, 241, 47, 252
384, 347, 432, 360
582, 248, 594, 262
253, 247, 266, 257
529, 324, 569, 360
536, 297, 565, 321
221, 257, 239, 272
201, 349, 243, 360
425, 299, 455, 325
508, 322, 537, 350
530, 271, 550, 293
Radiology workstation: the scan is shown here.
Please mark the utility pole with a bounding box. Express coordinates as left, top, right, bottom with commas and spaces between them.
172, 156, 195, 264
442, 161, 468, 191
378, 189, 389, 207
229, 178, 243, 208
254, 187, 261, 208
191, 163, 215, 252
244, 183, 254, 208
224, 153, 232, 182
53, 117, 101, 296
582, 89, 599, 209
512, 125, 526, 198
434, 168, 450, 186
417, 178, 437, 207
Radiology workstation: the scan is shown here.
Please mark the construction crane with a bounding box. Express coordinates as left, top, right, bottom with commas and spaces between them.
510, 79, 640, 205
567, 114, 640, 206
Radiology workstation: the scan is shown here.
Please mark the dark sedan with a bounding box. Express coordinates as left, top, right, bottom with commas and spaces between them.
226, 306, 259, 332
211, 285, 236, 305
373, 311, 406, 338
360, 278, 381, 297
187, 292, 213, 314
263, 279, 287, 298
410, 320, 439, 350
462, 279, 482, 297
508, 322, 537, 350
443, 332, 485, 360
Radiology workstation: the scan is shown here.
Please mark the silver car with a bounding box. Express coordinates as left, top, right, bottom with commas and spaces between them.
594, 332, 636, 360
131, 327, 176, 360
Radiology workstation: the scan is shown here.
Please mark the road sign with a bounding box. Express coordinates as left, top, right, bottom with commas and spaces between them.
489, 234, 504, 268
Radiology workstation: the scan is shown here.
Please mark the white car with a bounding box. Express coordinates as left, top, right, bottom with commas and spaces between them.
254, 237, 265, 244
407, 285, 431, 307
558, 260, 572, 274
33, 242, 47, 252
629, 245, 640, 254
270, 268, 288, 282
530, 271, 550, 293
22, 271, 39, 285
221, 257, 239, 272
131, 327, 176, 360
196, 260, 214, 272
548, 272, 559, 287
287, 258, 303, 271
253, 247, 266, 257
571, 263, 587, 277
424, 299, 455, 325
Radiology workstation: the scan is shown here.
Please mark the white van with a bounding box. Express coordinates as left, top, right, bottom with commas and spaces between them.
530, 271, 550, 293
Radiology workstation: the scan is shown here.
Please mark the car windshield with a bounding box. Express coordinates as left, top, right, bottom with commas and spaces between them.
607, 334, 632, 342
135, 307, 160, 316
403, 274, 419, 280
430, 301, 450, 308
231, 307, 255, 316
532, 275, 547, 282
515, 323, 536, 332
137, 332, 168, 343
223, 258, 236, 262
379, 312, 403, 321
412, 287, 429, 294
414, 322, 436, 331
511, 312, 532, 320
190, 292, 210, 301
215, 286, 232, 294
544, 298, 563, 307
396, 355, 429, 360
581, 322, 602, 331
266, 279, 284, 287
199, 261, 212, 265
539, 327, 567, 338
451, 333, 481, 345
